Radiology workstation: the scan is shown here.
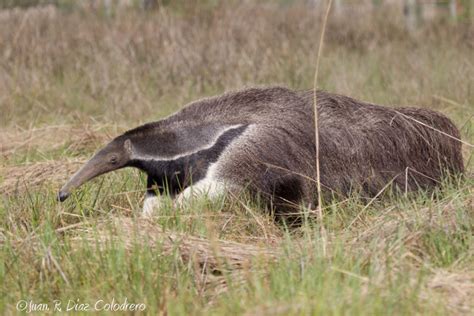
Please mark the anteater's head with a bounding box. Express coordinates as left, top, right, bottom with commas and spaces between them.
58, 138, 133, 202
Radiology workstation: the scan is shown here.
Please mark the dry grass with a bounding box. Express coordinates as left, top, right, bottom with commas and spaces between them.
1, 2, 473, 315
424, 270, 474, 314
0, 125, 110, 157
0, 159, 83, 194
0, 3, 472, 127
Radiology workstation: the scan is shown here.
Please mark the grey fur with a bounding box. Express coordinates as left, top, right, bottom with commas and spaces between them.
58, 87, 464, 219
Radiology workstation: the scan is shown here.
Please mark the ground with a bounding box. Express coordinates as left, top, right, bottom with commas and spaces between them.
0, 2, 473, 315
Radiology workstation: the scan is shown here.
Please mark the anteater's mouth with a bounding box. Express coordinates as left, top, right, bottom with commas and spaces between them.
57, 191, 70, 202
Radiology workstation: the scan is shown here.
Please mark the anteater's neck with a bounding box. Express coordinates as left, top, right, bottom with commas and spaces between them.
129, 124, 248, 195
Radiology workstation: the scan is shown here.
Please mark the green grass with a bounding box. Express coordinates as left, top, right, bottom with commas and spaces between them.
1, 173, 472, 314
1, 2, 473, 315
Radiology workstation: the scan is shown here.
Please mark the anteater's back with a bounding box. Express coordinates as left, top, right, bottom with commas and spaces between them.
157, 87, 464, 212
298, 90, 464, 198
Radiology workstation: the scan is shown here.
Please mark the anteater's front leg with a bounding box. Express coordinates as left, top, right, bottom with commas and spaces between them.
142, 192, 163, 217
174, 178, 228, 207
141, 176, 164, 217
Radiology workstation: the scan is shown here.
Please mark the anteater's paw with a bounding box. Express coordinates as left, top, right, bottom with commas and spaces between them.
141, 195, 161, 218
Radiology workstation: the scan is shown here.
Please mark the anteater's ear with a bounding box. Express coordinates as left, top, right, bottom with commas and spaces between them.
124, 139, 134, 156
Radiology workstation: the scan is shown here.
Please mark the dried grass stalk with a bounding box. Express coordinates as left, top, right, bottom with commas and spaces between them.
75, 217, 278, 272
72, 217, 279, 295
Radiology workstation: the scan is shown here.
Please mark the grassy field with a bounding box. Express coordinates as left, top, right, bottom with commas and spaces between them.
1, 2, 473, 315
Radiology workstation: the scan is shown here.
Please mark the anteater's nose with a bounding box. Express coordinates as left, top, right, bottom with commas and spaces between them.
57, 191, 70, 202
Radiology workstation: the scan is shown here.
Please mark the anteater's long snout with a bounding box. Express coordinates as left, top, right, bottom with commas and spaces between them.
57, 154, 109, 202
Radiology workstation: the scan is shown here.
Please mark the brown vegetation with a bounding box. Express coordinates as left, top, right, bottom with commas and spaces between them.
0, 2, 472, 314
0, 3, 472, 128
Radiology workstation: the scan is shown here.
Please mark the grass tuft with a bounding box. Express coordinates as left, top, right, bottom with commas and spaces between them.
1, 2, 473, 315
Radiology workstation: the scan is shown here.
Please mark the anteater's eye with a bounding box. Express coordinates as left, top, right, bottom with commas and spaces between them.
110, 155, 118, 164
